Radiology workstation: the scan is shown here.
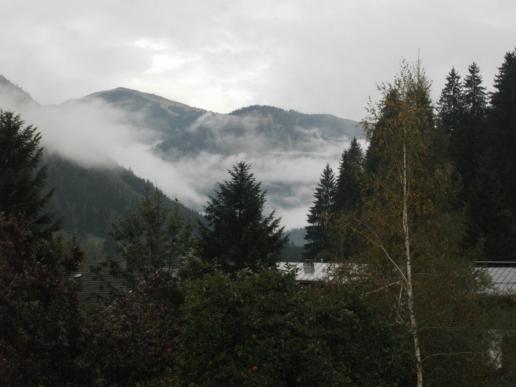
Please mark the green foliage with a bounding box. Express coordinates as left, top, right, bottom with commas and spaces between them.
480, 49, 516, 261
0, 214, 84, 386
331, 138, 366, 260
304, 164, 337, 260
0, 111, 57, 236
199, 162, 287, 272
464, 63, 487, 118
335, 138, 365, 213
437, 56, 516, 263
97, 187, 194, 293
82, 273, 183, 387
437, 52, 516, 262
45, 154, 200, 239
357, 63, 494, 386
172, 268, 411, 386
437, 67, 465, 137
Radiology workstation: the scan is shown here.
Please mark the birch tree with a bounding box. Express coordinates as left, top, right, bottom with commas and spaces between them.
353, 63, 493, 386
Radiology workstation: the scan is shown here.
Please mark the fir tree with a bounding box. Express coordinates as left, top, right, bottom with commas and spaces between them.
437, 67, 465, 137
331, 139, 365, 259
460, 62, 487, 179
198, 162, 286, 272
0, 111, 57, 236
438, 65, 490, 252
334, 137, 364, 213
488, 48, 516, 211
463, 62, 487, 119
304, 164, 336, 260
478, 49, 516, 261
99, 186, 193, 291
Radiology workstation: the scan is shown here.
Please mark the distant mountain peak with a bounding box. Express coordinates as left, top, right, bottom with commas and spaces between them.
0, 75, 38, 107
230, 104, 287, 116
85, 87, 205, 112
230, 104, 355, 123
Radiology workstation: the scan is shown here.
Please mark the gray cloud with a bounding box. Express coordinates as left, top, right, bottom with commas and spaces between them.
1, 0, 515, 120
1, 0, 514, 227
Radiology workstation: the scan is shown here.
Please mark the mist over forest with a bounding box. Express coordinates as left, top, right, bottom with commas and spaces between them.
1, 1, 516, 386
0, 75, 362, 229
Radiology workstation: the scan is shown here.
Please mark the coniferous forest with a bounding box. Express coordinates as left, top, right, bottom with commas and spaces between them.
1, 38, 516, 387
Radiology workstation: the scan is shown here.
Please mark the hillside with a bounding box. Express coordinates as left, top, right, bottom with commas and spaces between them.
45, 154, 200, 238
81, 87, 206, 138
1, 75, 364, 233
79, 88, 363, 159
0, 75, 38, 108
0, 76, 201, 247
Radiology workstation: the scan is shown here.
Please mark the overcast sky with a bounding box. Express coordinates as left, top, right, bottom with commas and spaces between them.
1, 0, 515, 120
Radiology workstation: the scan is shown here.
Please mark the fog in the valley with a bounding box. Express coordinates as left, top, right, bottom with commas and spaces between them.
2, 0, 515, 228
0, 87, 356, 228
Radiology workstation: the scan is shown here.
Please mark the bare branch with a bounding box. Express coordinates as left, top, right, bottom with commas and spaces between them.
422, 351, 487, 363
366, 280, 402, 295
351, 221, 409, 284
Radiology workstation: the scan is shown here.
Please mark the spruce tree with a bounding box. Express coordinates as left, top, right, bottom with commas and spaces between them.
479, 49, 516, 261
488, 48, 516, 212
437, 68, 469, 204
460, 62, 487, 182
438, 65, 490, 253
0, 111, 57, 236
304, 164, 336, 260
100, 186, 193, 291
198, 162, 286, 272
334, 137, 364, 213
464, 62, 487, 119
331, 139, 365, 259
437, 68, 465, 137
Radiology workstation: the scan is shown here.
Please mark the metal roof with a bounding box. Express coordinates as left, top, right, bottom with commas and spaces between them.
478, 266, 516, 295
278, 261, 516, 295
276, 262, 341, 282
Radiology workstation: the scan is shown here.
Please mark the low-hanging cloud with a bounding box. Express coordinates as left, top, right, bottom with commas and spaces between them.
0, 88, 357, 229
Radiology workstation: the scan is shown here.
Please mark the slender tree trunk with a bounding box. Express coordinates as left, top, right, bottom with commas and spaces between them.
402, 143, 424, 387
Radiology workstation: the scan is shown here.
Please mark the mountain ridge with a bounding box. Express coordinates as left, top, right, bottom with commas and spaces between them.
0, 75, 363, 233
0, 76, 201, 241
0, 74, 39, 108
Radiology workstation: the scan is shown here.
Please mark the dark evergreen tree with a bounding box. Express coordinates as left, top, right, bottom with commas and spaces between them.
464, 62, 487, 119
437, 68, 465, 137
487, 49, 516, 213
98, 186, 193, 292
0, 111, 57, 236
437, 68, 468, 205
335, 138, 364, 212
438, 64, 489, 252
198, 162, 286, 272
460, 62, 487, 185
331, 139, 365, 259
304, 164, 336, 260
478, 49, 516, 261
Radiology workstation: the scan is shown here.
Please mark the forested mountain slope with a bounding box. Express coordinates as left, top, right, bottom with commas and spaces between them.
45, 154, 200, 238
